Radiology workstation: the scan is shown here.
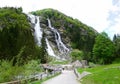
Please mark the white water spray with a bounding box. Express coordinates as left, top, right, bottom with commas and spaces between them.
45, 38, 57, 57
28, 14, 43, 46
47, 19, 69, 53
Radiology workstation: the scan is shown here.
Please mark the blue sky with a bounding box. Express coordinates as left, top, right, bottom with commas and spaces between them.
0, 0, 120, 39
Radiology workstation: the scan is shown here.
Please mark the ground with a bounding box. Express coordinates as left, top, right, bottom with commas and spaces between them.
42, 70, 80, 84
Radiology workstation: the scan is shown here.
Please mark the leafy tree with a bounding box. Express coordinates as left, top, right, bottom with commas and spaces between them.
33, 32, 48, 64
70, 49, 84, 61
93, 32, 115, 64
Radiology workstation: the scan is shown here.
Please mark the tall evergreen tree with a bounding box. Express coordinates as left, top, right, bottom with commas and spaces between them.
113, 34, 120, 58
40, 32, 48, 63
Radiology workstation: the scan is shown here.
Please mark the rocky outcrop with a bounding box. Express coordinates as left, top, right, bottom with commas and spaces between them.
28, 15, 71, 60
30, 8, 98, 61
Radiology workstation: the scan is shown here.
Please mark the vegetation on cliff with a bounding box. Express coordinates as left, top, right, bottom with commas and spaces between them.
31, 8, 120, 64
1, 7, 119, 65
0, 7, 47, 65
0, 6, 120, 83
32, 8, 98, 62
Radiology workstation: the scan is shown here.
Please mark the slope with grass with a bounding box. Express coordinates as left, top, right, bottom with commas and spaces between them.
77, 63, 120, 84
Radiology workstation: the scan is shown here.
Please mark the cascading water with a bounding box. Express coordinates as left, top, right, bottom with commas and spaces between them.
28, 14, 43, 46
47, 19, 69, 54
45, 38, 58, 58
28, 14, 70, 59
28, 14, 59, 58
34, 16, 43, 46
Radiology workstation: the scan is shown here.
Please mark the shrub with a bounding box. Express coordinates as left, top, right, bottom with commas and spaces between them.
70, 49, 84, 61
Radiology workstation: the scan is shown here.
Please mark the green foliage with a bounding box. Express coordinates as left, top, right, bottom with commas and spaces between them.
31, 8, 98, 61
93, 32, 115, 64
39, 32, 48, 63
0, 7, 48, 65
70, 49, 84, 61
0, 7, 34, 64
88, 62, 97, 68
0, 60, 43, 83
112, 58, 120, 64
77, 63, 120, 84
24, 60, 43, 77
0, 60, 24, 83
113, 34, 120, 59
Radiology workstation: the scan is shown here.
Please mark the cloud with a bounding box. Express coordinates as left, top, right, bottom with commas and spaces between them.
0, 0, 120, 39
112, 0, 120, 6
105, 0, 120, 39
0, 0, 21, 7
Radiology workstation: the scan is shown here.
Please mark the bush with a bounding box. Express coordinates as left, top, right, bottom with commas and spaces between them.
0, 60, 24, 83
23, 60, 43, 77
70, 49, 84, 61
0, 60, 43, 83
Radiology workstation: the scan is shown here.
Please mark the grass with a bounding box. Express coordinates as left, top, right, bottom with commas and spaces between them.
77, 63, 120, 84
30, 73, 60, 84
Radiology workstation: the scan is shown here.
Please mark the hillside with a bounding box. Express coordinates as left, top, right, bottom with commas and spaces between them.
31, 8, 98, 60
0, 7, 98, 64
0, 7, 47, 65
0, 7, 120, 83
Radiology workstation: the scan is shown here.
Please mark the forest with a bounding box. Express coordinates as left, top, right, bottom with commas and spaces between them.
0, 7, 120, 83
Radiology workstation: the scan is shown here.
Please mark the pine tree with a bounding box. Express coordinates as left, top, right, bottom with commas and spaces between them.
113, 34, 120, 58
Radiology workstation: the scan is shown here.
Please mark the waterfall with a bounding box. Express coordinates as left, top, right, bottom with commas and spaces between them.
28, 14, 60, 59
28, 14, 43, 46
28, 14, 36, 24
45, 38, 57, 57
34, 16, 43, 46
47, 19, 69, 53
28, 14, 69, 59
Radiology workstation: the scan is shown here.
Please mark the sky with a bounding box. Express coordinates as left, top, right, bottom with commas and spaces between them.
0, 0, 120, 39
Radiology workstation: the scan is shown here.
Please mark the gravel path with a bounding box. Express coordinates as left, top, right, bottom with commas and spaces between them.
42, 70, 80, 84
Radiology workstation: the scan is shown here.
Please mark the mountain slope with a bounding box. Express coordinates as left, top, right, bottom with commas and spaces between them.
31, 8, 98, 60
0, 7, 98, 64
0, 7, 47, 65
